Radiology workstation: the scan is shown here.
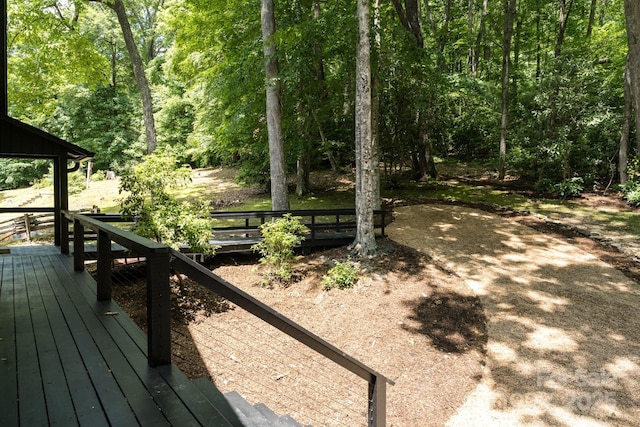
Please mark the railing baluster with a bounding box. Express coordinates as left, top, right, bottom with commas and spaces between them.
73, 218, 84, 271
147, 249, 172, 366
368, 375, 387, 427
96, 229, 112, 301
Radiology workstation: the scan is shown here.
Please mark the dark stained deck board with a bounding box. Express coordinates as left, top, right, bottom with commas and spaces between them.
13, 255, 49, 426
41, 254, 177, 427
0, 256, 19, 426
0, 249, 233, 427
31, 255, 110, 427
27, 256, 78, 426
50, 255, 232, 427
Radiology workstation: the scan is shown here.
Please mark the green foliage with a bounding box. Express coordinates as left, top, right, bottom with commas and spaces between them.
534, 178, 556, 193
535, 177, 584, 198
622, 184, 640, 206
4, 0, 631, 193
252, 214, 308, 284
32, 168, 86, 195
0, 159, 50, 190
91, 170, 106, 181
552, 177, 585, 199
119, 150, 216, 254
52, 84, 142, 172
322, 259, 359, 290
621, 158, 640, 206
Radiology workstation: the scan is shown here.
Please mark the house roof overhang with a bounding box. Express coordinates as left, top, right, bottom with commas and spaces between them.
0, 114, 94, 162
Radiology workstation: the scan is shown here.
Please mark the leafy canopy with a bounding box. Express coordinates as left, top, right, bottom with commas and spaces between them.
118, 150, 215, 254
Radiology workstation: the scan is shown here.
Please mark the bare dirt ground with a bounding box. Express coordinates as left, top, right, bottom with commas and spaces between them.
105, 170, 640, 426
113, 240, 487, 427
388, 204, 640, 427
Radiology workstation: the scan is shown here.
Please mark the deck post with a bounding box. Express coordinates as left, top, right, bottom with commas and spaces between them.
73, 218, 85, 271
368, 375, 386, 427
60, 213, 70, 254
147, 249, 172, 366
96, 230, 112, 301
24, 214, 31, 241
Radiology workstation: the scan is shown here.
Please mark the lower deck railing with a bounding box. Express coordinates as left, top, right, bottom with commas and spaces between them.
62, 210, 391, 427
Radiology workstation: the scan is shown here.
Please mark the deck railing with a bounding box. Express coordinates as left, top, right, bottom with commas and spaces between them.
62, 210, 391, 427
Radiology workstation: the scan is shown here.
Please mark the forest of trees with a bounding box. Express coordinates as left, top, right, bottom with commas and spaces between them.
1, 0, 639, 200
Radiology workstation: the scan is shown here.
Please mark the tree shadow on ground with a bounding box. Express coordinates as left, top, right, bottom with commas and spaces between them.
402, 289, 488, 353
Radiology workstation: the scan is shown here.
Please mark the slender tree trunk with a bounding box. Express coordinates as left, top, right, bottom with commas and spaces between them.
625, 0, 640, 154
535, 0, 542, 81
261, 0, 289, 210
513, 19, 521, 101
620, 57, 632, 184
372, 0, 382, 209
550, 0, 575, 179
587, 0, 597, 38
95, 0, 158, 154
295, 144, 311, 197
393, 0, 437, 180
417, 112, 437, 179
499, 0, 517, 180
473, 0, 489, 77
353, 0, 377, 257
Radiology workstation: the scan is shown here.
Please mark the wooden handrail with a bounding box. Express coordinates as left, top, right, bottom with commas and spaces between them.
169, 250, 392, 427
63, 211, 171, 367
0, 207, 54, 213
62, 209, 392, 426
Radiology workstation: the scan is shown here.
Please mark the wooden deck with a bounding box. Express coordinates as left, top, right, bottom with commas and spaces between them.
0, 246, 238, 427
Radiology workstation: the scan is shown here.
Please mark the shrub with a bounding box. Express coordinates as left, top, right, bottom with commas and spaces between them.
553, 177, 584, 198
252, 214, 308, 284
322, 259, 359, 290
624, 185, 640, 206
119, 150, 216, 254
91, 170, 106, 181
534, 178, 555, 193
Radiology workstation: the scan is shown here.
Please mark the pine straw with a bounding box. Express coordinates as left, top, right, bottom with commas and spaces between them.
112, 241, 487, 427
388, 204, 640, 427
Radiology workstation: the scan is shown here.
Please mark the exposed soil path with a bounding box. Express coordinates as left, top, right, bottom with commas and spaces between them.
387, 204, 640, 427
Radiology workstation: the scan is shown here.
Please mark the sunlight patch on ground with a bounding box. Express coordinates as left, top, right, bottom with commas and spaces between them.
525, 290, 570, 313
523, 325, 580, 352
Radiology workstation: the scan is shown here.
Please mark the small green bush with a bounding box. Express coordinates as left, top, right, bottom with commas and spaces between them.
534, 178, 555, 193
252, 214, 308, 284
322, 259, 359, 290
624, 186, 640, 206
553, 177, 584, 198
91, 170, 106, 181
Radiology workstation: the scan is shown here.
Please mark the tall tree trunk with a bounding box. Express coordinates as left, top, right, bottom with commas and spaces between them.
372, 0, 382, 209
295, 145, 311, 197
625, 0, 640, 154
587, 0, 597, 38
353, 0, 377, 257
393, 0, 437, 180
473, 0, 489, 77
550, 0, 574, 179
620, 57, 632, 184
513, 18, 522, 101
261, 0, 289, 210
295, 2, 325, 198
417, 112, 437, 179
95, 0, 158, 154
535, 0, 542, 80
499, 0, 517, 180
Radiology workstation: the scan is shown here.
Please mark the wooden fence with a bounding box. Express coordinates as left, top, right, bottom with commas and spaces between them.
0, 212, 56, 242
